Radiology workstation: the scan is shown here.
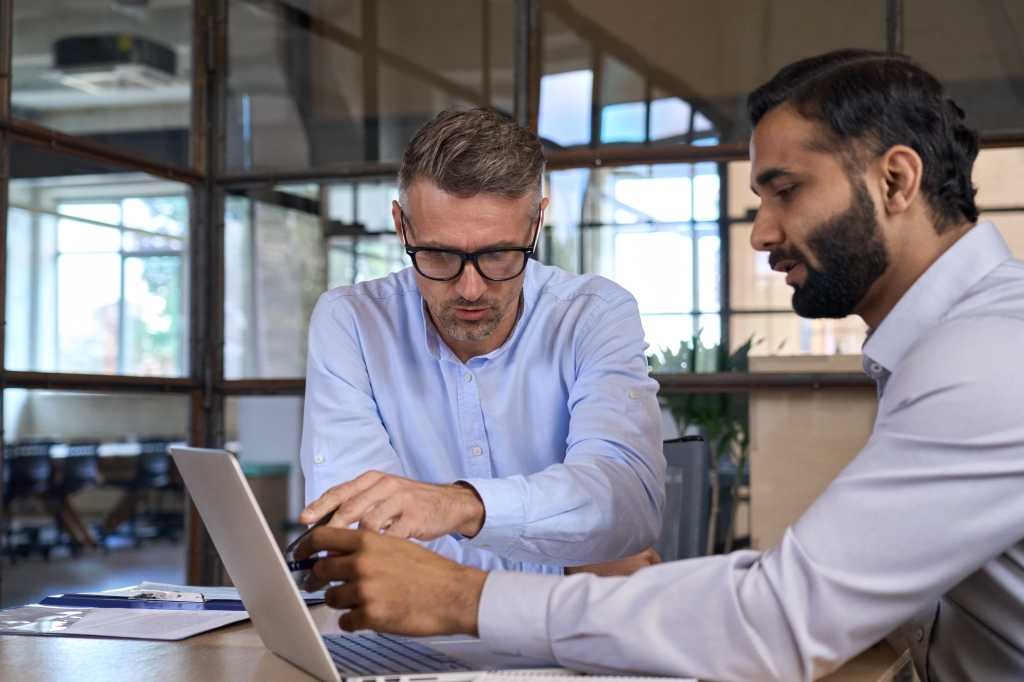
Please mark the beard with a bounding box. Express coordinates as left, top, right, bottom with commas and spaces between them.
772, 178, 890, 319
431, 296, 508, 342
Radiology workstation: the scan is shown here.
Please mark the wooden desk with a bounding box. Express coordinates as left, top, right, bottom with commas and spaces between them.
0, 606, 907, 682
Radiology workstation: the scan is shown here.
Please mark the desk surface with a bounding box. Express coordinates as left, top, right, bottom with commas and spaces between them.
0, 605, 904, 681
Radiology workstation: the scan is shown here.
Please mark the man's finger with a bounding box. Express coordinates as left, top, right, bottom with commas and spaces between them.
324, 581, 361, 610
359, 497, 403, 534
313, 554, 361, 583
303, 571, 328, 593
300, 471, 383, 523
330, 482, 395, 528
382, 515, 413, 539
293, 526, 363, 561
340, 608, 368, 632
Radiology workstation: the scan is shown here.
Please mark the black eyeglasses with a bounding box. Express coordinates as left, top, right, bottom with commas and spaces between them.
399, 207, 541, 282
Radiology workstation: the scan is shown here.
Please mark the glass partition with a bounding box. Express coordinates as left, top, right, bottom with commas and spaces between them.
226, 0, 515, 171
538, 0, 885, 148
5, 142, 190, 376
545, 163, 723, 360
12, 0, 193, 168
224, 186, 325, 379
2, 388, 188, 607
905, 0, 1024, 139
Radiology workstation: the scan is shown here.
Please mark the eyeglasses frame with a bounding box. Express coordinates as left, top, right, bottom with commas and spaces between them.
398, 206, 544, 282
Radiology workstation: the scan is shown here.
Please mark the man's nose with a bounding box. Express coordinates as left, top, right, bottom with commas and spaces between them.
455, 260, 488, 301
750, 207, 783, 252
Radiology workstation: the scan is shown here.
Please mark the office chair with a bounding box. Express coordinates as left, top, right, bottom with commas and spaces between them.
115, 440, 184, 546
655, 435, 712, 562
51, 442, 102, 555
3, 442, 57, 563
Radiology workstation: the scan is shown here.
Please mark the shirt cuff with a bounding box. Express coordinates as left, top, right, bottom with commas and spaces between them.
456, 477, 527, 556
478, 571, 561, 662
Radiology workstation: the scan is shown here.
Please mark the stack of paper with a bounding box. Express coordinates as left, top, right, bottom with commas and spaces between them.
0, 581, 326, 641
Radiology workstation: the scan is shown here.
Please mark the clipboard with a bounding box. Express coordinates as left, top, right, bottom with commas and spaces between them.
37, 583, 325, 611
39, 594, 248, 611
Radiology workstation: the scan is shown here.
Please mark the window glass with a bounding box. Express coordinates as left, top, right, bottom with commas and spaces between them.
12, 0, 193, 167
544, 164, 723, 361
224, 187, 325, 379
2, 388, 188, 607
6, 143, 189, 376
538, 0, 883, 147
325, 179, 407, 290
905, 0, 1024, 138
226, 0, 514, 171
730, 313, 868, 356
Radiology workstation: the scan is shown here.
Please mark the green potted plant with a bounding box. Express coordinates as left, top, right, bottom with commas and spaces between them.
649, 333, 756, 554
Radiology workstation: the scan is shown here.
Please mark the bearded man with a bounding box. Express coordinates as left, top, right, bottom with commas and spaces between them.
297, 50, 1024, 681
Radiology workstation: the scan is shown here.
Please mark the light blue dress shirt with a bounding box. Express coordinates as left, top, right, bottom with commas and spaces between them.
300, 260, 665, 575
478, 222, 1024, 680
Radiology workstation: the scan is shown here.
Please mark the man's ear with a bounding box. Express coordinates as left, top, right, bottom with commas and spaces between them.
878, 145, 923, 217
391, 200, 406, 245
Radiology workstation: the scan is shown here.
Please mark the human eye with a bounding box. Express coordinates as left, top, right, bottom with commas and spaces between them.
775, 184, 798, 201
479, 249, 520, 265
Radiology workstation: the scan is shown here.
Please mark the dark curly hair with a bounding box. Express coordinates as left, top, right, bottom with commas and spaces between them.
748, 49, 979, 233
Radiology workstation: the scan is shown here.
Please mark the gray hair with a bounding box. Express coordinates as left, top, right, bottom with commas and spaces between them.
398, 108, 545, 214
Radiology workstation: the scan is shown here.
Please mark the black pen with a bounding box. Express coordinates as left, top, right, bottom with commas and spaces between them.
284, 508, 335, 572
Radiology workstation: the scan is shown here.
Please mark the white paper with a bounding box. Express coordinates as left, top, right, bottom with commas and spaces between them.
61, 608, 249, 640
0, 605, 88, 634
0, 604, 249, 640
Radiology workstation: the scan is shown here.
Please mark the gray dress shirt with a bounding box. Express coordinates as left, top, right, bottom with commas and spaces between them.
476, 222, 1024, 681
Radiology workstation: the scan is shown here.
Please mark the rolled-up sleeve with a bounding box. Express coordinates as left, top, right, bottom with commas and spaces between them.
462, 294, 666, 564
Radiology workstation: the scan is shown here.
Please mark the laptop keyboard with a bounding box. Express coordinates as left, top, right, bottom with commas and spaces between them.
323, 633, 473, 675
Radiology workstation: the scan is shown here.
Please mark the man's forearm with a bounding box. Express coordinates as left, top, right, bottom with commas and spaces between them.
451, 482, 486, 537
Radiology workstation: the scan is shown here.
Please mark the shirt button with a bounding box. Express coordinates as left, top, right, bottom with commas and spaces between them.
464, 373, 474, 383
314, 453, 325, 465
870, 363, 883, 374
914, 627, 925, 643
628, 389, 639, 400
470, 446, 483, 456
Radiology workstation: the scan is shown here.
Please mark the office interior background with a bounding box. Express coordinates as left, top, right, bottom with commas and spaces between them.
0, 0, 1021, 605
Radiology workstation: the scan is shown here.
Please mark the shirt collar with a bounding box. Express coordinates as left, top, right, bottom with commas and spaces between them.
419, 259, 541, 364
862, 221, 1011, 374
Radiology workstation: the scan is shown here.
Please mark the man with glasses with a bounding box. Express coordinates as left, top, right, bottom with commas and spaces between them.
298, 108, 664, 577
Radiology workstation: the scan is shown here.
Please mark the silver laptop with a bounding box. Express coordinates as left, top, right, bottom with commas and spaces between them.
171, 446, 565, 681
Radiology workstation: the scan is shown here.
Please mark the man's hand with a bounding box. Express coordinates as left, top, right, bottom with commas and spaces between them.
300, 471, 485, 540
565, 548, 660, 577
295, 527, 486, 636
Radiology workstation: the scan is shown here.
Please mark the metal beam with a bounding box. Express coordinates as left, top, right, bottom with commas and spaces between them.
546, 141, 749, 169
3, 121, 203, 185
5, 371, 195, 393
221, 378, 306, 395
0, 0, 10, 121
655, 371, 874, 394
217, 161, 399, 187
0, 0, 10, 570
217, 373, 876, 397
886, 0, 904, 54
187, 0, 229, 587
